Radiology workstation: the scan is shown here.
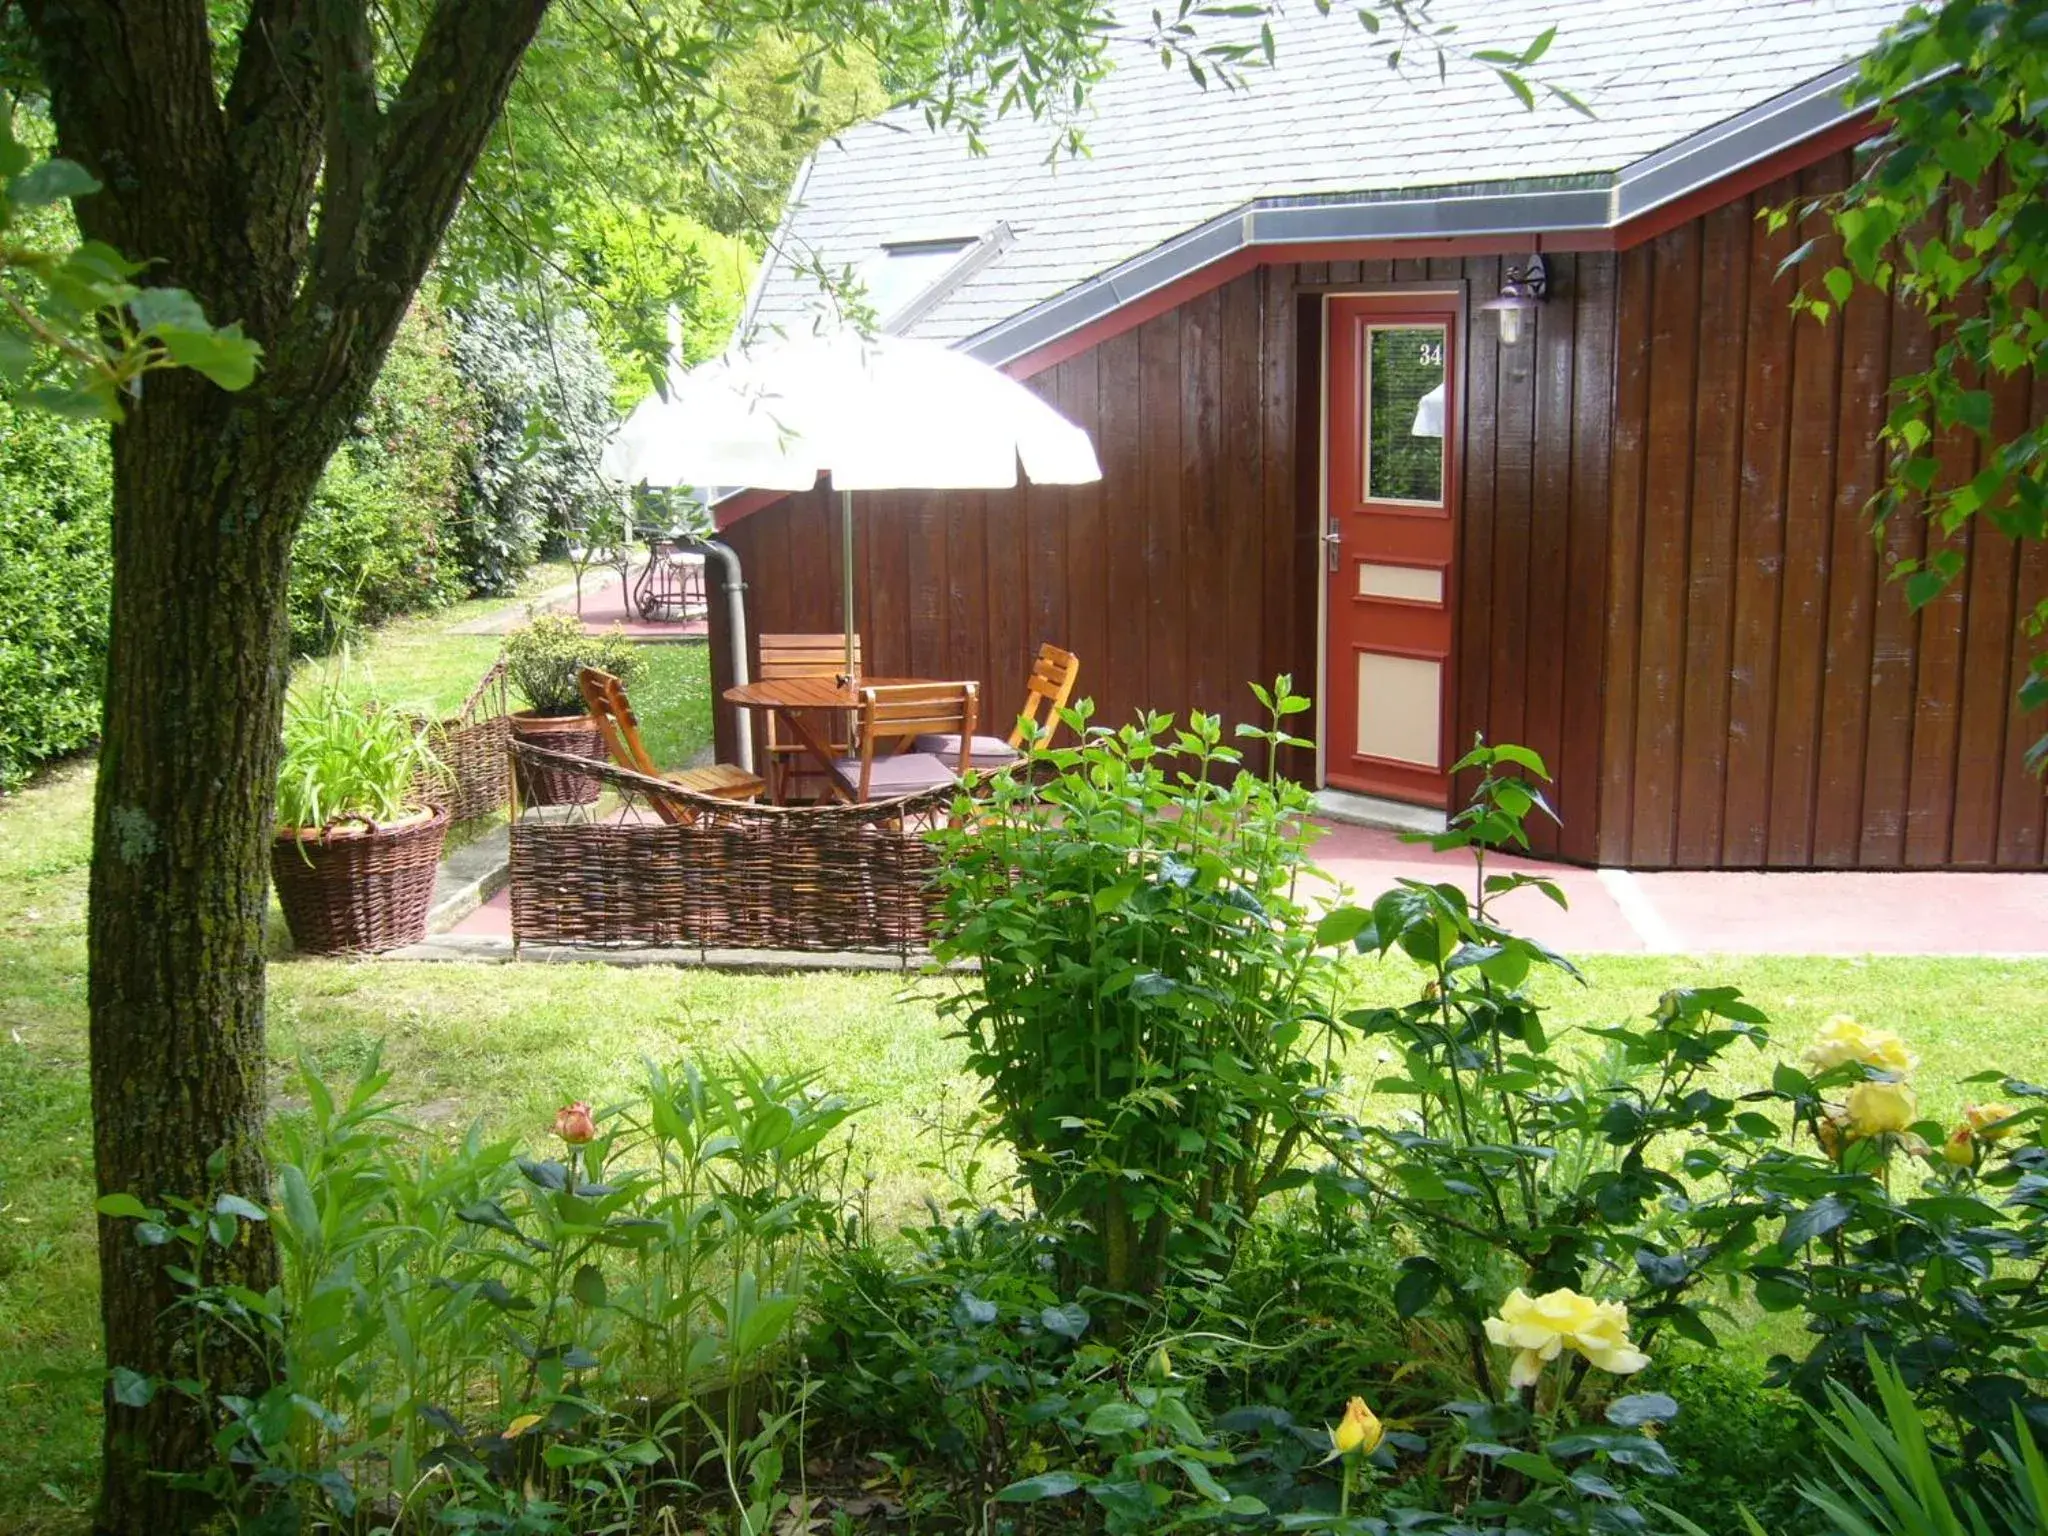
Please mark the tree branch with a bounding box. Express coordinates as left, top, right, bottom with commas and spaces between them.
21, 0, 237, 309
306, 0, 379, 298
270, 0, 550, 426
223, 0, 325, 309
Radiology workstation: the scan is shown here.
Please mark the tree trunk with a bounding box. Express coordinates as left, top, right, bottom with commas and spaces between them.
89, 371, 331, 1534
21, 4, 553, 1527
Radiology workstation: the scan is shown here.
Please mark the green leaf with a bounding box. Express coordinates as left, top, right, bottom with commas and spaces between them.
571, 1264, 608, 1309
156, 324, 261, 392
109, 1367, 156, 1408
1783, 1194, 1853, 1251
127, 288, 212, 335
733, 1293, 799, 1356
1605, 1392, 1679, 1428
9, 159, 100, 208
1393, 1254, 1441, 1318
1040, 1302, 1090, 1339
1082, 1400, 1149, 1437
214, 1194, 268, 1223
96, 1194, 152, 1221
996, 1472, 1082, 1503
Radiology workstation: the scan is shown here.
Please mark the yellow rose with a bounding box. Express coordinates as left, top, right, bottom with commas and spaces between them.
1803, 1017, 1917, 1078
1331, 1396, 1384, 1457
1942, 1125, 1977, 1167
1964, 1103, 2019, 1141
1845, 1079, 1919, 1139
1483, 1288, 1650, 1390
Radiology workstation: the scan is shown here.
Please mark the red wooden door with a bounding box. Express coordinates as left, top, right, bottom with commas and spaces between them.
1324, 295, 1459, 805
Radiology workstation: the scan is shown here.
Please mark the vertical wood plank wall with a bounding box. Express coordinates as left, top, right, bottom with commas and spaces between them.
1597, 150, 2047, 868
711, 265, 1327, 790
710, 164, 2046, 870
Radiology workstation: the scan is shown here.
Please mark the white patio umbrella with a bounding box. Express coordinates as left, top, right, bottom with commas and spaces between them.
601, 331, 1103, 677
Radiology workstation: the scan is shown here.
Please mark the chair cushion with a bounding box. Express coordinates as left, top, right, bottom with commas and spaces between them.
913, 732, 1021, 769
831, 752, 960, 799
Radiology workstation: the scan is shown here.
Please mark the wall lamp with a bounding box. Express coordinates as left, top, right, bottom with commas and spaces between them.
1480, 254, 1548, 346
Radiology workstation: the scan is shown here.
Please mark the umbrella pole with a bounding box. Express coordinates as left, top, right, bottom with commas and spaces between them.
840, 486, 857, 682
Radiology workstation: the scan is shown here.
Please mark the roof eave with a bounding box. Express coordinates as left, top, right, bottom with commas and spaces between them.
961, 59, 1869, 370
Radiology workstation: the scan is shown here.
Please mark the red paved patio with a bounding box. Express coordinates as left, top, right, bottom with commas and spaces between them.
452, 570, 708, 641
444, 818, 2048, 956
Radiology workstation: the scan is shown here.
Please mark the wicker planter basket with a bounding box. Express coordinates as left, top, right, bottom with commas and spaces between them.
510, 712, 605, 805
272, 804, 449, 955
414, 662, 511, 821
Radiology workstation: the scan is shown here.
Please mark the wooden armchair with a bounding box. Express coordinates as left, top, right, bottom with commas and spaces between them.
915, 642, 1079, 770
578, 667, 764, 824
832, 682, 978, 803
758, 632, 862, 801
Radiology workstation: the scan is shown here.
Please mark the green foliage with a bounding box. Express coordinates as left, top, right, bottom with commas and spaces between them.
1665, 1352, 2048, 1536
1778, 0, 2048, 765
1321, 742, 1781, 1400
274, 666, 444, 830
929, 677, 1344, 1300
0, 105, 259, 419
96, 1049, 858, 1535
1645, 1350, 1812, 1536
502, 612, 644, 716
1739, 1053, 2048, 1466
288, 302, 476, 651
449, 290, 619, 596
0, 396, 108, 787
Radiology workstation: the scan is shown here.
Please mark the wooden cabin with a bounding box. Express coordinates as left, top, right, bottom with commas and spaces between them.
707, 0, 2046, 871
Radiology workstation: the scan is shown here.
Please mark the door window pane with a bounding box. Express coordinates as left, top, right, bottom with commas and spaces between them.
1365, 325, 1446, 505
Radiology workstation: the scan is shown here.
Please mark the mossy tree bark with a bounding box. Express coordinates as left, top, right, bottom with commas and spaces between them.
20, 4, 551, 1530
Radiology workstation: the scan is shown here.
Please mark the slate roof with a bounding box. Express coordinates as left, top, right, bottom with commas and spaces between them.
745, 0, 1902, 359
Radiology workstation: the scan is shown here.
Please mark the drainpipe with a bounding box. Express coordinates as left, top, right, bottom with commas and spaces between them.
695, 538, 754, 774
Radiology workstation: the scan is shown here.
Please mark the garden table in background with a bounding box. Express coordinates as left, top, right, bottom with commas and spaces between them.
722, 675, 934, 803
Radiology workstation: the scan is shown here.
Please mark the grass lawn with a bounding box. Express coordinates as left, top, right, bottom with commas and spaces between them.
2, 606, 2045, 1532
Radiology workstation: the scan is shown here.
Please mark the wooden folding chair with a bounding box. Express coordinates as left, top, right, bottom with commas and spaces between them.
915, 642, 1079, 770
832, 682, 978, 803
578, 667, 764, 824
758, 632, 863, 802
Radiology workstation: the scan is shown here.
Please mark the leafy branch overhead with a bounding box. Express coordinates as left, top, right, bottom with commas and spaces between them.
0, 115, 258, 417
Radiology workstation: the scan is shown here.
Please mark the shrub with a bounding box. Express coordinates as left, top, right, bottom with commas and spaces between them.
0, 400, 110, 788
288, 301, 474, 652
1647, 1349, 1813, 1536
503, 612, 642, 715
449, 288, 618, 596
929, 678, 1345, 1301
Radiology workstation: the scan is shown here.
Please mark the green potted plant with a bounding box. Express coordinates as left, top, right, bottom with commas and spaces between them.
271, 675, 448, 954
502, 611, 643, 805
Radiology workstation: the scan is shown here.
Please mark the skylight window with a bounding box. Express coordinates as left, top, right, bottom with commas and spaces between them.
859, 225, 1010, 331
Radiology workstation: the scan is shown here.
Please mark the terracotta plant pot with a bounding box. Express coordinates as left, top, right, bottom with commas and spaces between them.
510, 710, 606, 805
272, 804, 449, 955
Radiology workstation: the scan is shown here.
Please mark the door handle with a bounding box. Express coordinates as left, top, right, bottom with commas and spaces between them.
1324, 527, 1342, 574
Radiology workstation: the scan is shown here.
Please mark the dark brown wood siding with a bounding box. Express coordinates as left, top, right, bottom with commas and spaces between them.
712, 265, 1325, 785
1594, 150, 2048, 868
709, 162, 2045, 870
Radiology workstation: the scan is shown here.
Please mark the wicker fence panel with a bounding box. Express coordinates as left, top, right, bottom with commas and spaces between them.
416, 662, 511, 821
506, 742, 947, 955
